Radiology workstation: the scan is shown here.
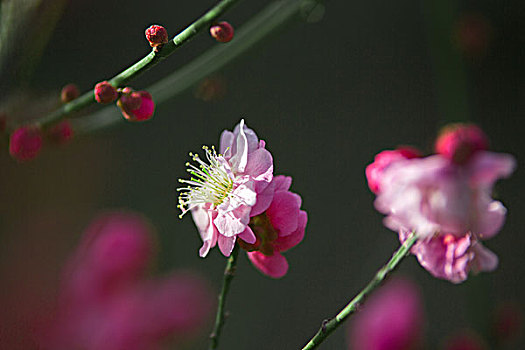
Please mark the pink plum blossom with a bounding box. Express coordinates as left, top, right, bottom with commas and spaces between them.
375, 151, 515, 240
370, 125, 515, 283
399, 230, 498, 284
347, 277, 425, 350
179, 120, 274, 257
239, 175, 307, 278
40, 211, 213, 350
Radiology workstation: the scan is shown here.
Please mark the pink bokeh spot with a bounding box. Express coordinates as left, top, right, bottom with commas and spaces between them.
41, 211, 213, 350
348, 277, 425, 350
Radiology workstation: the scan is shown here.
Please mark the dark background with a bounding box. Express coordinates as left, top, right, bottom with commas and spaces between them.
1, 0, 524, 349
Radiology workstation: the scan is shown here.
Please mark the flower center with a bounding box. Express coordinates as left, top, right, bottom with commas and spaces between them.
177, 146, 233, 217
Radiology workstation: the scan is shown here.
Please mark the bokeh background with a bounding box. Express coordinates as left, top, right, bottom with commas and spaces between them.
1, 0, 524, 348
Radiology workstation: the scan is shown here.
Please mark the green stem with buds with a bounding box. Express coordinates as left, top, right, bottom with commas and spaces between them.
209, 245, 240, 350
301, 233, 417, 350
74, 0, 320, 133
35, 0, 240, 128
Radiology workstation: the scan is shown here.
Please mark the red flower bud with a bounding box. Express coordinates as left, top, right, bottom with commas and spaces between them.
435, 124, 489, 164
47, 120, 74, 145
94, 81, 118, 104
61, 83, 80, 103
117, 90, 155, 122
210, 21, 234, 43
9, 125, 43, 161
145, 25, 169, 48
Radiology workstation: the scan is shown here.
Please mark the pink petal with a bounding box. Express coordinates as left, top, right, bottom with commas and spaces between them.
214, 204, 251, 237
273, 175, 292, 192
247, 251, 289, 278
243, 148, 273, 182
230, 120, 249, 173
266, 191, 300, 236
219, 130, 234, 156
471, 198, 507, 239
233, 119, 259, 154
274, 211, 307, 252
468, 151, 516, 187
238, 226, 256, 244
250, 180, 275, 217
218, 235, 236, 257
471, 243, 498, 273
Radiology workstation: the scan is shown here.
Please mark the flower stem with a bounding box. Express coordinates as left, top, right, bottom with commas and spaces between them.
73, 0, 319, 134
301, 233, 417, 350
209, 244, 240, 350
34, 0, 241, 129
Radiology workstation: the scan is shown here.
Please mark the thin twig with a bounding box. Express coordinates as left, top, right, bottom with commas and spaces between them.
33, 0, 240, 128
301, 233, 417, 350
209, 245, 240, 350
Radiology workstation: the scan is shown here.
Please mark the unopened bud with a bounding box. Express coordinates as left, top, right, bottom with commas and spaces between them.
210, 21, 234, 43
94, 81, 118, 104
117, 89, 155, 122
61, 83, 80, 103
9, 125, 43, 161
435, 124, 489, 164
145, 25, 169, 48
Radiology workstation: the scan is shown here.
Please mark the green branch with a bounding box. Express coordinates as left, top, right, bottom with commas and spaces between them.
35, 0, 240, 128
74, 0, 317, 134
301, 233, 417, 350
209, 245, 240, 350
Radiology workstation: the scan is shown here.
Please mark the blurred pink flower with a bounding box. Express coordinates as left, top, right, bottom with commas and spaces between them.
366, 146, 421, 194
375, 151, 515, 240
179, 119, 274, 257
347, 277, 425, 350
238, 175, 307, 278
399, 230, 498, 284
40, 212, 213, 350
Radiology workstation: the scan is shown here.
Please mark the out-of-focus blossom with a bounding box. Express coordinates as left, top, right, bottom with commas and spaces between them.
40, 212, 213, 350
194, 75, 227, 102
210, 21, 234, 43
9, 125, 43, 161
347, 278, 425, 350
435, 124, 489, 164
442, 330, 488, 350
47, 120, 74, 144
239, 175, 307, 278
454, 13, 493, 59
366, 146, 421, 194
94, 81, 118, 104
375, 150, 515, 240
399, 230, 497, 284
118, 89, 155, 122
370, 124, 515, 283
491, 302, 523, 343
179, 119, 274, 257
60, 83, 79, 103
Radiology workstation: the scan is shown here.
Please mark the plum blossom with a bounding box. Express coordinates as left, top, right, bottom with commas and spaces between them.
40, 212, 213, 350
238, 175, 307, 278
179, 120, 274, 257
399, 230, 498, 284
347, 278, 425, 350
368, 124, 515, 283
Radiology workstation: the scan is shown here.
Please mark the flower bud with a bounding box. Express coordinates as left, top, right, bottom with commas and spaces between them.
145, 24, 169, 48
366, 146, 421, 194
47, 120, 74, 145
117, 90, 155, 122
210, 21, 234, 43
61, 83, 80, 103
9, 125, 43, 161
435, 124, 489, 164
94, 81, 118, 104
